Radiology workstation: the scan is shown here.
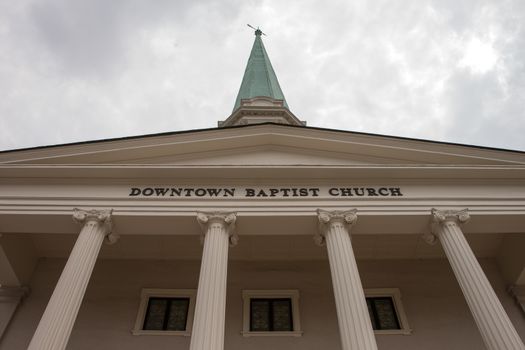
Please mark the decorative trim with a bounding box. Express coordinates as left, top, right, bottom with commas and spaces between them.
365, 288, 412, 335
2, 203, 524, 217
422, 231, 438, 245
219, 102, 305, 128
425, 208, 470, 244
196, 211, 238, 246
132, 288, 197, 336
72, 208, 112, 225
241, 289, 302, 337
431, 208, 470, 225
72, 208, 118, 244
315, 209, 358, 246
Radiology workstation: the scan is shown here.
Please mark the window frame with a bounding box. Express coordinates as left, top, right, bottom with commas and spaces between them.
365, 288, 412, 335
133, 288, 196, 336
242, 290, 302, 337
250, 298, 294, 332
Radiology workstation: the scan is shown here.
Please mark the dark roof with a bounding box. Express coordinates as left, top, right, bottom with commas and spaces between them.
1, 122, 524, 155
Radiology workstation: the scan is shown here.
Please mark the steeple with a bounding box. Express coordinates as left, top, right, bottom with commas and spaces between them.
232, 28, 288, 112
219, 27, 305, 127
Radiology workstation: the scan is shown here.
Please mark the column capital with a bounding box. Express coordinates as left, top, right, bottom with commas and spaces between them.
315, 209, 357, 246
431, 208, 470, 225
196, 212, 237, 246
72, 208, 117, 244
423, 208, 470, 245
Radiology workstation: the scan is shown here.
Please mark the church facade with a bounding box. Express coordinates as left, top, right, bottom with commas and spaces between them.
1, 29, 525, 350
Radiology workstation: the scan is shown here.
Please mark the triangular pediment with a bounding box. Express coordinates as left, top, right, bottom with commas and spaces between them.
1, 124, 524, 168
117, 145, 414, 166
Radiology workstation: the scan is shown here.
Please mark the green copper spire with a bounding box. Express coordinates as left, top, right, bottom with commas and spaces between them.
219, 26, 304, 127
232, 28, 288, 112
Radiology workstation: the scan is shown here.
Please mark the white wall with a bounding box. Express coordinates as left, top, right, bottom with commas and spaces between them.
2, 258, 524, 350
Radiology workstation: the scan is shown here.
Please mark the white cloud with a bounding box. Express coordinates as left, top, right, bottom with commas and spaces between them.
459, 37, 499, 74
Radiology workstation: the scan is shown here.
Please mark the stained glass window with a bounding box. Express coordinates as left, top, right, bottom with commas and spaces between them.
366, 297, 400, 330
143, 297, 190, 331
250, 298, 293, 332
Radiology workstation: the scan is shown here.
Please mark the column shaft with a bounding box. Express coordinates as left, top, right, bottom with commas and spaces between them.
190, 212, 236, 350
317, 209, 378, 350
28, 209, 112, 350
432, 209, 525, 350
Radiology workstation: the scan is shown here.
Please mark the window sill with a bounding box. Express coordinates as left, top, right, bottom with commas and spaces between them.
132, 330, 191, 336
374, 329, 412, 335
241, 331, 303, 337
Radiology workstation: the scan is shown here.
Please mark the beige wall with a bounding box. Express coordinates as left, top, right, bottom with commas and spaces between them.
2, 258, 525, 350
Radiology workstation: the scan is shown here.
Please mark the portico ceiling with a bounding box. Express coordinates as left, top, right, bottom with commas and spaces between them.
25, 232, 505, 261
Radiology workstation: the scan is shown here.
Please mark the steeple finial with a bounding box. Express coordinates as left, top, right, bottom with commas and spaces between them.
247, 24, 266, 37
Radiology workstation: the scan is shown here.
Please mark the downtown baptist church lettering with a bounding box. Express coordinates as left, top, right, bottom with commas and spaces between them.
129, 187, 404, 198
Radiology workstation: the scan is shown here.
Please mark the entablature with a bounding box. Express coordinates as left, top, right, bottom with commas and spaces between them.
2, 164, 525, 181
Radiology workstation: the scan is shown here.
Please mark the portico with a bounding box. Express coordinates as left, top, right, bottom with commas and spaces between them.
2, 190, 525, 349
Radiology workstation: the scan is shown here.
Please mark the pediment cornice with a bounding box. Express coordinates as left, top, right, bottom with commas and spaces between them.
1, 124, 524, 167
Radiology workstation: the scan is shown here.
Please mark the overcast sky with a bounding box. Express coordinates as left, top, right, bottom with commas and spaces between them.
1, 0, 525, 152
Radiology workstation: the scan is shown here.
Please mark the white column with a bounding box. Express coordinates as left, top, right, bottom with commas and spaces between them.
425, 208, 525, 350
28, 209, 116, 350
190, 212, 237, 350
316, 209, 378, 350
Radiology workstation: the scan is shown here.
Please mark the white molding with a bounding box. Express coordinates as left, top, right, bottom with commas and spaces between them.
4, 204, 525, 217
2, 122, 524, 166
241, 331, 303, 337
3, 164, 525, 181
241, 289, 302, 337
365, 288, 412, 335
132, 288, 196, 336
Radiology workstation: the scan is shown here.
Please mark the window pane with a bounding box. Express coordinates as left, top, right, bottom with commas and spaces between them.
166, 298, 190, 331
251, 300, 270, 331
272, 299, 293, 331
144, 298, 168, 330
366, 298, 378, 330
373, 298, 400, 330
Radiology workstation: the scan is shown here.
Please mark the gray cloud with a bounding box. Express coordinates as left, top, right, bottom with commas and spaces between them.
1, 0, 524, 152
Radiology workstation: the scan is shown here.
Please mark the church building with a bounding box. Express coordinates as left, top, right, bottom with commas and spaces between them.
1, 28, 525, 350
